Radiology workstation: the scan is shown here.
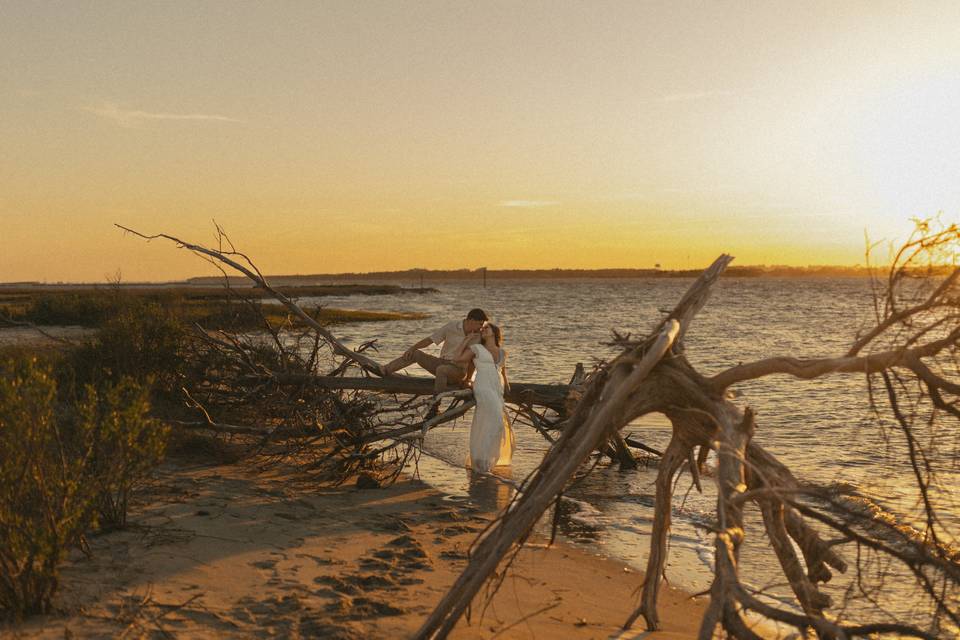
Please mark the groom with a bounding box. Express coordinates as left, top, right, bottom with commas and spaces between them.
382, 308, 488, 395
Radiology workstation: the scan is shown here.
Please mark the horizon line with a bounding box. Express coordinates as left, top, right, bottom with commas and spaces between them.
3, 263, 933, 287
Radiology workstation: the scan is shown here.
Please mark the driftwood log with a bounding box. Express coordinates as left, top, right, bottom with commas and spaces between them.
257, 373, 570, 412
121, 220, 960, 638
116, 223, 651, 481
416, 233, 960, 639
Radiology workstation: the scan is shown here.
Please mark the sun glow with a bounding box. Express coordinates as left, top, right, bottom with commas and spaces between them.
1, 2, 958, 281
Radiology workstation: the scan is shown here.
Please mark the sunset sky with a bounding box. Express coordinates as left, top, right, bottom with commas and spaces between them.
3, 1, 960, 282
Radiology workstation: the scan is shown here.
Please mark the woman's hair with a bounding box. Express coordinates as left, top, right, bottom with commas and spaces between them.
486, 323, 503, 347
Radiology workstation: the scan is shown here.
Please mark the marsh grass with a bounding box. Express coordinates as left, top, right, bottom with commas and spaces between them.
3, 288, 427, 331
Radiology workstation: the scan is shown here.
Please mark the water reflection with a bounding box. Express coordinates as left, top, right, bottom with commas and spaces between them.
462, 467, 603, 544
550, 497, 602, 542
466, 470, 514, 512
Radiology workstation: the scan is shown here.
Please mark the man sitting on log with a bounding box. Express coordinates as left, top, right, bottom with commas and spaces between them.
382, 308, 489, 403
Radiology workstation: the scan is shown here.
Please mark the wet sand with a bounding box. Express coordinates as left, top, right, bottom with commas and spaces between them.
6, 460, 713, 639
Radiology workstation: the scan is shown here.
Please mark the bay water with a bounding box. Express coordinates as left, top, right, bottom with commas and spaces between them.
302, 277, 959, 628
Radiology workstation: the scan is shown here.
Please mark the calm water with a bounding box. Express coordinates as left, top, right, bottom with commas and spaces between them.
303, 277, 959, 627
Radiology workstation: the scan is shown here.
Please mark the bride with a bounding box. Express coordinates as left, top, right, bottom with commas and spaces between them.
452, 323, 514, 472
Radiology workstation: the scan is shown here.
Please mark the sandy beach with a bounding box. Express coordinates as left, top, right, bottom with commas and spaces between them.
5, 459, 709, 639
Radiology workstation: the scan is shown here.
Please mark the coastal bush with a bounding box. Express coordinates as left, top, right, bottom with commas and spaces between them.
76, 379, 168, 529
23, 292, 119, 327
0, 358, 97, 619
14, 289, 189, 399
0, 357, 169, 619
68, 299, 188, 399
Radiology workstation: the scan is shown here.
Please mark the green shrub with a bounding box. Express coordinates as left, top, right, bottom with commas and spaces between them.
77, 379, 168, 529
0, 358, 169, 619
69, 300, 188, 398
187, 299, 271, 331
15, 290, 189, 401
0, 359, 97, 618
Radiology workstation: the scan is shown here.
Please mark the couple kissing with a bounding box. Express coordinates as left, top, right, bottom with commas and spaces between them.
382, 309, 513, 472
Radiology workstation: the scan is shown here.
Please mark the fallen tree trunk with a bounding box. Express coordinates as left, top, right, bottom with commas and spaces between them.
257, 373, 570, 412
116, 224, 666, 462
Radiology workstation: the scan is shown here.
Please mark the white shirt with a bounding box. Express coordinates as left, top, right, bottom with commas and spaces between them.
431, 320, 467, 360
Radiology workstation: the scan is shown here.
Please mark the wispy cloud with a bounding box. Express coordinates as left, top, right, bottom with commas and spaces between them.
498, 200, 560, 208
84, 102, 243, 127
660, 89, 738, 103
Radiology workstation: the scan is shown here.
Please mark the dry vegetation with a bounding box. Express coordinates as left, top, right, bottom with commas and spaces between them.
0, 272, 429, 622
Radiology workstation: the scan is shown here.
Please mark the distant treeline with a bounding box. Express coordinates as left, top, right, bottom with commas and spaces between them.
180, 264, 942, 285
0, 283, 436, 296
7, 264, 956, 290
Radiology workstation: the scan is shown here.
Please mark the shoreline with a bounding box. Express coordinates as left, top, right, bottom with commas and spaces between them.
5, 459, 712, 639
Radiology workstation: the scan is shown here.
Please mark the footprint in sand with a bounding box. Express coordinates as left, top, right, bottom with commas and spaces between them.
296, 553, 344, 567
314, 534, 432, 608
371, 535, 432, 571
233, 594, 361, 639
439, 549, 468, 561
314, 575, 360, 596
434, 523, 478, 538
346, 574, 395, 590
297, 616, 363, 639
377, 516, 413, 532
360, 556, 394, 572
325, 595, 405, 620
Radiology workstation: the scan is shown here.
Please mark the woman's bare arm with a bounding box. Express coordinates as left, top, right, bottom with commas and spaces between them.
453, 333, 481, 360
454, 347, 476, 369
501, 352, 510, 393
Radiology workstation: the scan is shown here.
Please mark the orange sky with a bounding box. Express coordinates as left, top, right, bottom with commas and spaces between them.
2, 1, 959, 282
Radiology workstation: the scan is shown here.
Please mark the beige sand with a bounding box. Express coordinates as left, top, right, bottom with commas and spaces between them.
6, 460, 711, 639
0, 326, 94, 350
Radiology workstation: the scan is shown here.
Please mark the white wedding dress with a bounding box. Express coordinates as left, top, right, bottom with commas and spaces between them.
467, 344, 515, 472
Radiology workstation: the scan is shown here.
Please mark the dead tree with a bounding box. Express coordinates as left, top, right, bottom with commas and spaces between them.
416, 221, 960, 639
116, 223, 634, 482
121, 221, 960, 637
